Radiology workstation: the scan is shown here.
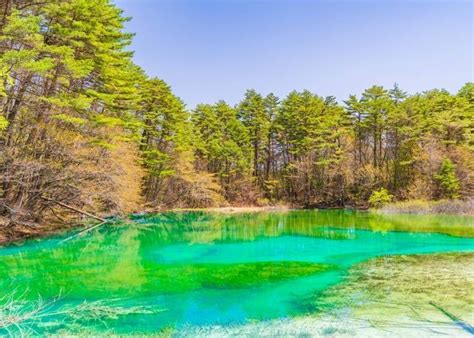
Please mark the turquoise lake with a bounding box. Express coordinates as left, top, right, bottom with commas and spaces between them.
0, 210, 473, 335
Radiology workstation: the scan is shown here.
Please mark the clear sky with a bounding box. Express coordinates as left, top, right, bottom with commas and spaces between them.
114, 0, 473, 109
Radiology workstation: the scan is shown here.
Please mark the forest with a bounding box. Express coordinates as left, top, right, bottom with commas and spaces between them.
0, 0, 473, 238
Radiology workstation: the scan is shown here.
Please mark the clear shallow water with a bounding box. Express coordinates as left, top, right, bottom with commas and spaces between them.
0, 210, 473, 334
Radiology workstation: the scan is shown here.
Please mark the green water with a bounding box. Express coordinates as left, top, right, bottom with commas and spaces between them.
0, 210, 473, 335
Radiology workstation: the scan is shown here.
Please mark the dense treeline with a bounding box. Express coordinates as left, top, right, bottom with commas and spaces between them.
0, 0, 473, 234
194, 86, 473, 207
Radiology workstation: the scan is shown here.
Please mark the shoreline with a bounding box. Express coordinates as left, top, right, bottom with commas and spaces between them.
1, 202, 473, 246
170, 205, 293, 214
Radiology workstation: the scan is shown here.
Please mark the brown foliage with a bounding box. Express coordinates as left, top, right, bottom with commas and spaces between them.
147, 151, 225, 209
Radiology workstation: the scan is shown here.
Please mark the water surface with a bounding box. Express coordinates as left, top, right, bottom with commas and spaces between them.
0, 210, 472, 334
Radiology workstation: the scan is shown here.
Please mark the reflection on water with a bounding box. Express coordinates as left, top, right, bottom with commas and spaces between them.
132, 210, 474, 242
0, 210, 472, 335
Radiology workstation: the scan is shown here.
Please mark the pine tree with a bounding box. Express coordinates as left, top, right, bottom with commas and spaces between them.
237, 89, 270, 188
192, 101, 253, 201
435, 159, 461, 199
139, 78, 194, 204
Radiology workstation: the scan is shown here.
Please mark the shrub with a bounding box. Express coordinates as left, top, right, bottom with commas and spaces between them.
369, 188, 393, 208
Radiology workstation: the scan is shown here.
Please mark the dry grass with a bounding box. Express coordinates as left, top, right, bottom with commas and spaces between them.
0, 289, 160, 336
379, 199, 474, 215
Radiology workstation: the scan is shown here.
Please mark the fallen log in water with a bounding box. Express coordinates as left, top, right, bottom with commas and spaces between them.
40, 196, 110, 244
40, 196, 106, 222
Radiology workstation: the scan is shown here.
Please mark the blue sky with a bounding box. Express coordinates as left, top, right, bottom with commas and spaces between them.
115, 0, 473, 108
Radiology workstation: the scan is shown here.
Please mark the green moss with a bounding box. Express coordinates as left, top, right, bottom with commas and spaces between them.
147, 261, 332, 292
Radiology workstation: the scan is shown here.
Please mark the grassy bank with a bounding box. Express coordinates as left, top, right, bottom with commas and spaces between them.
378, 199, 473, 215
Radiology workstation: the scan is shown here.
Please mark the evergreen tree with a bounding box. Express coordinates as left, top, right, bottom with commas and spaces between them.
262, 93, 280, 199
192, 101, 253, 201
140, 78, 193, 204
237, 89, 270, 188
435, 159, 461, 199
